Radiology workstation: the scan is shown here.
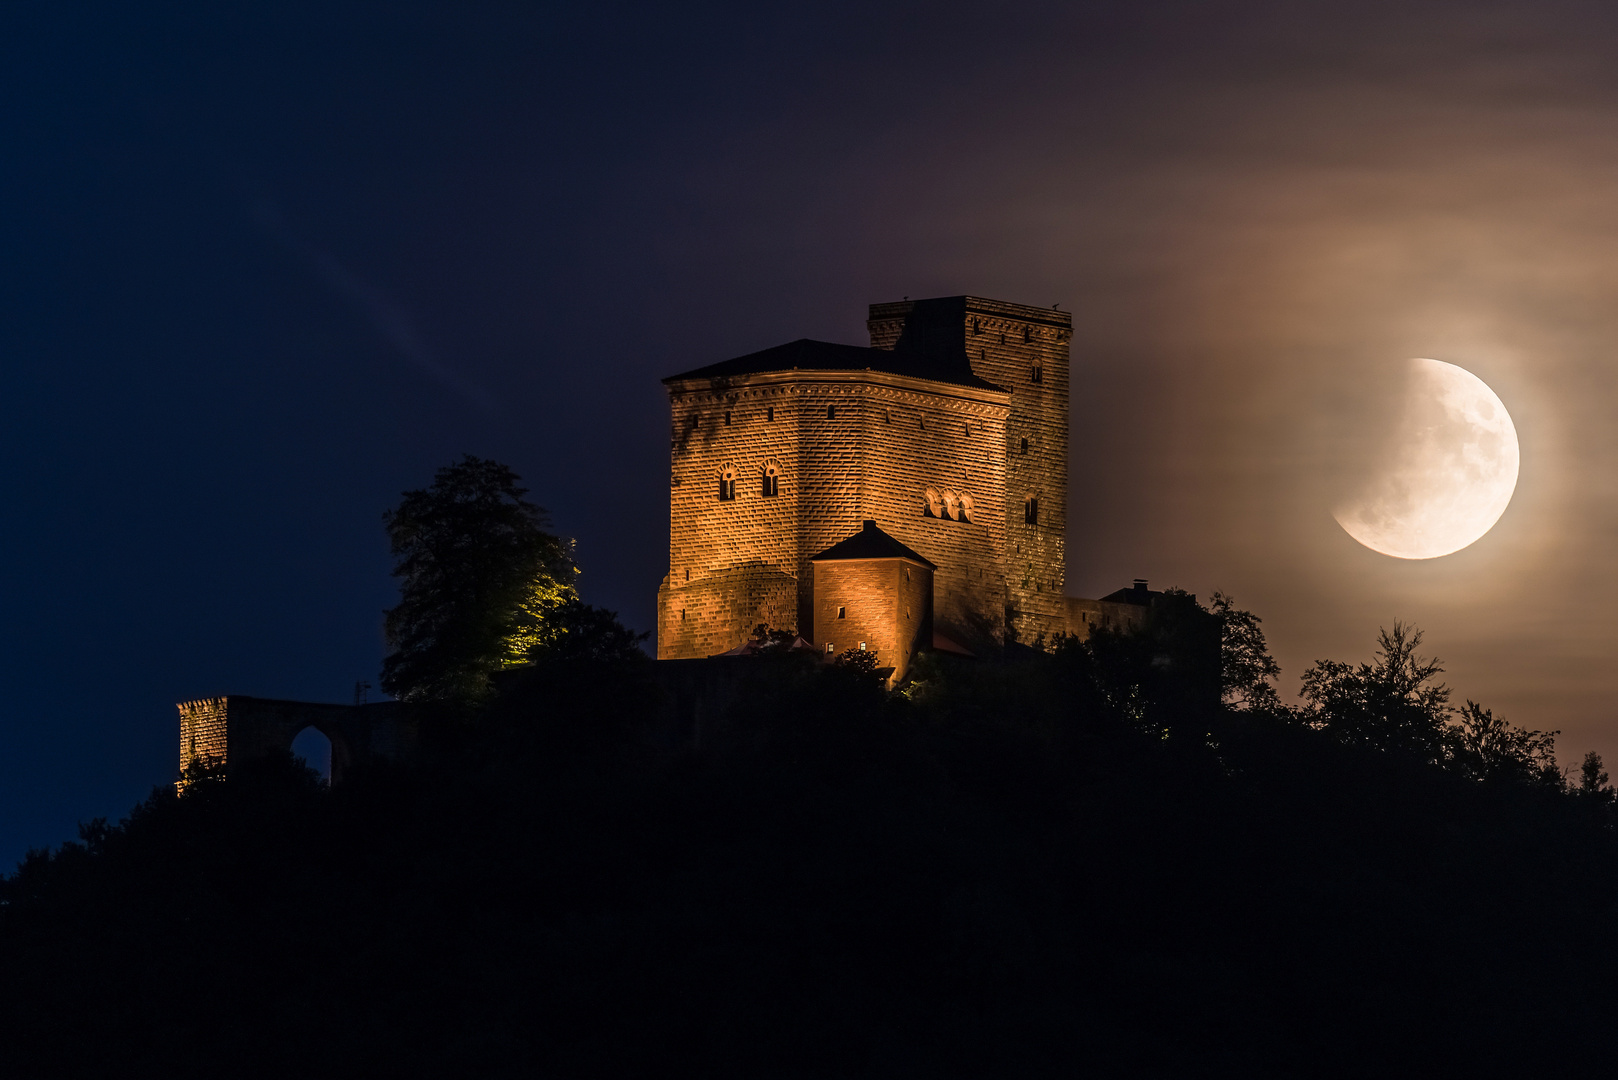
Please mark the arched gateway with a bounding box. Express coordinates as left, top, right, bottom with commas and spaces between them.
177, 696, 415, 785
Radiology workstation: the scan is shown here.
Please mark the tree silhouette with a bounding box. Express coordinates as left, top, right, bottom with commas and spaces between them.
1210, 591, 1281, 711
1300, 623, 1451, 761
381, 456, 575, 703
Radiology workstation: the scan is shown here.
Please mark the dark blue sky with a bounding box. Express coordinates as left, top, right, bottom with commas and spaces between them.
8, 0, 1618, 865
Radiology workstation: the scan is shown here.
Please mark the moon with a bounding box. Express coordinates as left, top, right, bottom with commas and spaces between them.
1334, 358, 1520, 560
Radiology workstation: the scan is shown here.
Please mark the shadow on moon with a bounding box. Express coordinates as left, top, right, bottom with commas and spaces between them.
1333, 358, 1519, 560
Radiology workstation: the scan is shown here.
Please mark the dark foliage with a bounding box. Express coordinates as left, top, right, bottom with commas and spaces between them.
5, 602, 1618, 1078
380, 456, 575, 704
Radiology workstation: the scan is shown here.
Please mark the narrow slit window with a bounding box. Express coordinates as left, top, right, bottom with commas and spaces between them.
827, 405, 836, 420
1031, 366, 1043, 384
1020, 437, 1029, 455
762, 465, 779, 497
719, 469, 737, 501
767, 406, 774, 421
1024, 496, 1039, 525
837, 606, 846, 619
724, 410, 732, 425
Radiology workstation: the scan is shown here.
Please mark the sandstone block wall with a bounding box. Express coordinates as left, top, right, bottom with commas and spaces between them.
1062, 596, 1149, 641
870, 297, 1071, 645
812, 556, 933, 685
658, 369, 1010, 658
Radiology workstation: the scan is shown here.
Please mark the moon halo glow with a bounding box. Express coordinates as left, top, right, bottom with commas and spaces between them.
1333, 358, 1520, 560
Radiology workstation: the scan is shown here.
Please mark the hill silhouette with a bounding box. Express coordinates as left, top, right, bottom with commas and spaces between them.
3, 592, 1617, 1078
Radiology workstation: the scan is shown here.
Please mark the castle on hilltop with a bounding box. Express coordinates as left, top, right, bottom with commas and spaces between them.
176, 294, 1162, 779
656, 295, 1153, 684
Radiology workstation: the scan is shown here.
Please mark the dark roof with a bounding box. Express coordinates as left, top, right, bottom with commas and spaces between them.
663, 338, 1004, 393
1098, 580, 1194, 606
809, 520, 936, 567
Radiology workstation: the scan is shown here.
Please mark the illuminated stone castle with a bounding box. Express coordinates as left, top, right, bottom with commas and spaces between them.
656, 295, 1077, 679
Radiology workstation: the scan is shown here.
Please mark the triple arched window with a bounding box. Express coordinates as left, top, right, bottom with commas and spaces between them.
923, 487, 974, 522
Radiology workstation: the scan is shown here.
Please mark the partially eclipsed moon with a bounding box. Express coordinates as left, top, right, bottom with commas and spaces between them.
1334, 358, 1520, 560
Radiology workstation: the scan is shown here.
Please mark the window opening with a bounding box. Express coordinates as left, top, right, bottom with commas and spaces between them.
762, 464, 778, 497
767, 406, 774, 421
858, 642, 866, 651
719, 467, 737, 501
1024, 496, 1039, 525
724, 410, 731, 425
827, 405, 836, 420
837, 606, 846, 619
1020, 437, 1028, 454
1031, 366, 1043, 383
291, 726, 332, 784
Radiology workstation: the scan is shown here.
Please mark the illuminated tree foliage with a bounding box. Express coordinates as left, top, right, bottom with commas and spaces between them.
381, 456, 576, 703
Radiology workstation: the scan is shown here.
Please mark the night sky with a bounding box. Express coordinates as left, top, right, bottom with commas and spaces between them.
6, 1, 1618, 865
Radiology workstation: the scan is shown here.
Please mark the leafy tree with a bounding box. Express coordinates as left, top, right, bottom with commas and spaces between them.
540, 599, 650, 663
1580, 751, 1612, 794
1299, 623, 1451, 761
381, 456, 575, 703
1083, 588, 1222, 733
1210, 591, 1282, 711
1450, 700, 1559, 783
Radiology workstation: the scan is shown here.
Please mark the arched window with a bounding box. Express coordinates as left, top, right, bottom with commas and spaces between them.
923, 487, 943, 518
761, 459, 780, 498
958, 493, 974, 522
942, 490, 961, 521
718, 464, 737, 501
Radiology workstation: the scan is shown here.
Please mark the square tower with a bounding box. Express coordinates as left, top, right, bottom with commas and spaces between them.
867, 297, 1071, 644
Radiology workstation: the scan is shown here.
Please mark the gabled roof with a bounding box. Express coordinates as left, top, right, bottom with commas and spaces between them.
809, 520, 936, 567
662, 338, 1004, 393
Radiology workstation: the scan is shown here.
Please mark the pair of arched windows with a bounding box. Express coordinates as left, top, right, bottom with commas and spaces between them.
718, 460, 782, 501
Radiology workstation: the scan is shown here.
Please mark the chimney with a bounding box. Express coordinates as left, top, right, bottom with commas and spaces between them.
863, 519, 877, 532
1133, 578, 1149, 592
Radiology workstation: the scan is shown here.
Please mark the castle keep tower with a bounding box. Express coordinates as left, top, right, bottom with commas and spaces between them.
867, 297, 1070, 644
657, 295, 1071, 665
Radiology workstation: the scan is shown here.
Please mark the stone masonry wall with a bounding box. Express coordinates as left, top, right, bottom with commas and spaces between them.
178, 697, 229, 772
869, 297, 1071, 645
812, 557, 933, 685
658, 370, 1010, 658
